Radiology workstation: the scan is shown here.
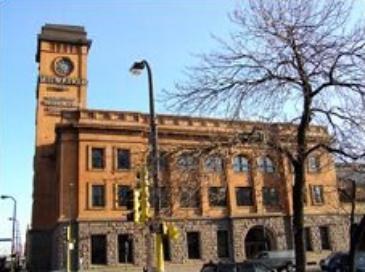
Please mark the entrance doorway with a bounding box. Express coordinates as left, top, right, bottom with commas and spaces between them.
245, 226, 273, 258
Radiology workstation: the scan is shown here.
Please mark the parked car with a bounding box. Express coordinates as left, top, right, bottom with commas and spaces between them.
200, 261, 274, 272
250, 250, 295, 271
320, 251, 365, 272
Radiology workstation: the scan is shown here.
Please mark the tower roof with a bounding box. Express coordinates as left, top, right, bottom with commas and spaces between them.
36, 24, 92, 62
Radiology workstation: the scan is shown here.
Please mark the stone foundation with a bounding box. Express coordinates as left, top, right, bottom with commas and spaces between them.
44, 214, 352, 271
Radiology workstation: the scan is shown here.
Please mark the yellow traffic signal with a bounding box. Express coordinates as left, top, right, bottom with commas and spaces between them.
133, 189, 141, 223
167, 224, 179, 240
140, 166, 151, 223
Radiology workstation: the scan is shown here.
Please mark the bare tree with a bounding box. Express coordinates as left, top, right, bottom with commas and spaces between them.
163, 1, 365, 271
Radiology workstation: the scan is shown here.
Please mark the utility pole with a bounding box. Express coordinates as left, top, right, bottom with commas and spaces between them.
1, 195, 17, 272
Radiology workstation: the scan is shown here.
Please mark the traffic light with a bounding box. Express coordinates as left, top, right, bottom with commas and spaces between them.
140, 167, 151, 223
126, 188, 141, 223
125, 166, 151, 224
133, 189, 141, 223
167, 223, 180, 240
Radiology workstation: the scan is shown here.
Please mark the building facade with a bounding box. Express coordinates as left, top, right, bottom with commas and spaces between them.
29, 24, 355, 271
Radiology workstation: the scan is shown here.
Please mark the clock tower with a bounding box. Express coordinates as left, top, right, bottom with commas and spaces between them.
32, 24, 91, 229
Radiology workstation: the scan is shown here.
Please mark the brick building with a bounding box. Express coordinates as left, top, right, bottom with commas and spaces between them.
28, 24, 355, 271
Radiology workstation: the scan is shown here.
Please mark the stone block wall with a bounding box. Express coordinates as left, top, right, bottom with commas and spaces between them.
48, 215, 351, 270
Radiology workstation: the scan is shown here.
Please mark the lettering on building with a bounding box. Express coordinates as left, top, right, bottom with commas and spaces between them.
42, 96, 78, 114
39, 75, 88, 86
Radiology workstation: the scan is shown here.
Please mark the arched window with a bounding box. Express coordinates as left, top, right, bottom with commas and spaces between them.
233, 155, 249, 172
177, 154, 196, 170
205, 155, 223, 172
257, 156, 274, 173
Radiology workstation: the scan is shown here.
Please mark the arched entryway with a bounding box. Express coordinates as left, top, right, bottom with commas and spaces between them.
245, 225, 274, 259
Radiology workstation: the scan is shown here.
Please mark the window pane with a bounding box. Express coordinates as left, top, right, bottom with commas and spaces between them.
304, 227, 313, 251
160, 187, 169, 208
92, 148, 104, 169
150, 187, 169, 209
187, 232, 200, 259
270, 188, 278, 204
205, 156, 223, 172
217, 230, 230, 258
234, 156, 249, 172
118, 234, 133, 263
92, 185, 105, 207
117, 149, 130, 170
180, 187, 200, 208
266, 158, 274, 173
209, 187, 227, 207
91, 235, 107, 264
319, 226, 331, 250
178, 154, 196, 170
258, 157, 274, 173
312, 185, 324, 204
236, 187, 253, 206
117, 185, 132, 207
262, 187, 278, 205
308, 156, 320, 172
159, 152, 168, 171
162, 235, 171, 261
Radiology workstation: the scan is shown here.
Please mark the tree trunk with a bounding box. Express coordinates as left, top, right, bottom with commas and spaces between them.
349, 215, 365, 272
293, 163, 306, 272
349, 180, 356, 272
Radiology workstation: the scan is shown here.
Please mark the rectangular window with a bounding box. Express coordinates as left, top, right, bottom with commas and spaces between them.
91, 235, 107, 264
92, 185, 105, 207
319, 226, 331, 250
91, 148, 105, 169
217, 230, 230, 258
187, 232, 201, 259
180, 187, 200, 208
150, 187, 169, 209
263, 187, 279, 205
160, 187, 169, 208
117, 185, 132, 208
118, 234, 133, 263
162, 235, 171, 261
304, 227, 313, 251
311, 185, 324, 205
209, 187, 227, 207
235, 187, 253, 206
117, 149, 130, 170
159, 152, 168, 171
308, 156, 321, 173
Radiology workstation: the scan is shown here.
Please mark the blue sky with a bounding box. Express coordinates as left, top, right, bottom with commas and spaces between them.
0, 0, 364, 255
0, 0, 239, 254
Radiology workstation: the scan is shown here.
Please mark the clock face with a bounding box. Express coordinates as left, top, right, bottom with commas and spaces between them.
54, 57, 74, 77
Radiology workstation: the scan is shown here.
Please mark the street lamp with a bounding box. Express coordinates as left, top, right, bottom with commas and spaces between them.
130, 60, 161, 272
130, 60, 160, 218
1, 194, 17, 271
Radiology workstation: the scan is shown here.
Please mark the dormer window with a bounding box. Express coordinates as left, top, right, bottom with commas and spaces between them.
308, 156, 321, 173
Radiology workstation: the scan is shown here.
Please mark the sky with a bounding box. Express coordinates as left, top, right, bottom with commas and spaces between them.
0, 0, 240, 254
0, 0, 364, 255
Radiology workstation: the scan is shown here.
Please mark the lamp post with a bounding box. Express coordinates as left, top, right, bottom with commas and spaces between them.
1, 194, 17, 271
130, 60, 160, 217
130, 60, 161, 272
